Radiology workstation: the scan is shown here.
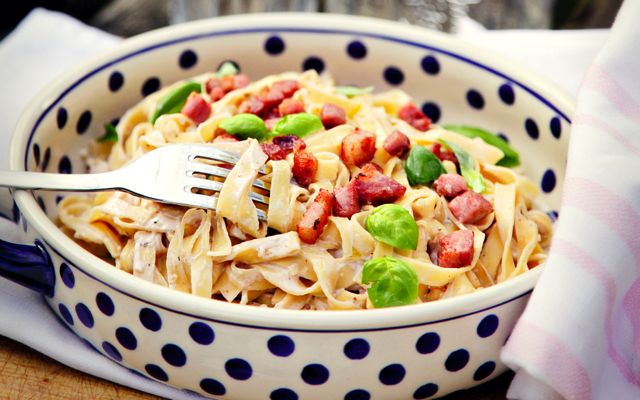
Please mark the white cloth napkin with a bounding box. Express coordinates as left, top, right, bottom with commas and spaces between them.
500, 0, 640, 399
0, 7, 615, 400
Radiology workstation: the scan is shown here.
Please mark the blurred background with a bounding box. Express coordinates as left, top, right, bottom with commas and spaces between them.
0, 0, 623, 39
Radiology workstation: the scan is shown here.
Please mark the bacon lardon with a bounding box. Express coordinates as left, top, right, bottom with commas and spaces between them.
297, 189, 334, 244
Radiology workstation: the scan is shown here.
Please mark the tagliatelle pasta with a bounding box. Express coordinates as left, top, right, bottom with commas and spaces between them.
58, 68, 553, 310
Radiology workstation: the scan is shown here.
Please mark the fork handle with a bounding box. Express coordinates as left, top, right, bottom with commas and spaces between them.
0, 170, 125, 192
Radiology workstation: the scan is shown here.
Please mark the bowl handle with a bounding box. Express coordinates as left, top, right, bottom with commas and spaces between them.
0, 238, 55, 297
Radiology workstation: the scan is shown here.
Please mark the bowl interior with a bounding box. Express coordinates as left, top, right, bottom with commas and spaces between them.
11, 13, 571, 325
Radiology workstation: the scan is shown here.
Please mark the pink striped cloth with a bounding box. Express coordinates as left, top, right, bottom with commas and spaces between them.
501, 1, 640, 399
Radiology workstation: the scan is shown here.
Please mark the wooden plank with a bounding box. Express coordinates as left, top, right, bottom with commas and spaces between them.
0, 336, 159, 400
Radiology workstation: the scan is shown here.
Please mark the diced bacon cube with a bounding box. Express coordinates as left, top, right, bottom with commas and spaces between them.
238, 95, 265, 115
398, 102, 431, 131
258, 87, 285, 110
353, 163, 406, 205
448, 191, 493, 224
278, 98, 305, 116
321, 103, 347, 129
432, 143, 458, 164
433, 173, 468, 198
233, 74, 250, 89
273, 135, 306, 153
438, 230, 474, 268
383, 130, 411, 157
297, 189, 334, 244
271, 80, 300, 98
181, 92, 211, 124
340, 128, 377, 167
260, 143, 286, 161
333, 183, 360, 218
293, 150, 318, 186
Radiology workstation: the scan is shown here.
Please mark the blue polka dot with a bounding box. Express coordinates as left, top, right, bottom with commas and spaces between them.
416, 332, 440, 354
55, 195, 64, 204
498, 83, 515, 105
58, 156, 72, 174
541, 169, 556, 193
76, 110, 92, 134
33, 144, 40, 166
421, 102, 441, 123
421, 55, 440, 75
265, 36, 285, 55
413, 382, 438, 399
59, 263, 74, 288
57, 108, 67, 130
108, 71, 124, 92
268, 335, 295, 357
466, 89, 485, 109
550, 117, 562, 139
497, 132, 509, 143
547, 210, 559, 221
179, 49, 198, 69
145, 364, 168, 382
347, 40, 367, 59
162, 344, 187, 367
270, 388, 298, 400
343, 338, 369, 360
102, 341, 122, 362
473, 361, 496, 381
477, 314, 499, 338
139, 307, 162, 331
189, 322, 214, 345
110, 117, 120, 126
345, 389, 370, 400
142, 77, 161, 96
301, 363, 329, 385
96, 292, 114, 316
75, 303, 94, 328
36, 196, 46, 214
225, 358, 252, 381
379, 364, 405, 385
41, 147, 51, 171
58, 303, 73, 325
384, 66, 404, 86
116, 327, 137, 350
302, 56, 325, 73
445, 349, 469, 372
200, 378, 226, 396
525, 118, 539, 139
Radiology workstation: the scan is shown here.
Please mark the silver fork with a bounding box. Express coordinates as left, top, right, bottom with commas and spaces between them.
0, 144, 271, 220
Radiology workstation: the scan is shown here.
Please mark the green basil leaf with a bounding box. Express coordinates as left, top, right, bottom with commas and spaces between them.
150, 81, 202, 124
216, 61, 239, 78
443, 124, 520, 167
98, 123, 118, 143
365, 204, 418, 250
335, 85, 374, 98
272, 113, 323, 138
439, 139, 486, 193
404, 145, 446, 186
362, 256, 418, 308
219, 113, 269, 140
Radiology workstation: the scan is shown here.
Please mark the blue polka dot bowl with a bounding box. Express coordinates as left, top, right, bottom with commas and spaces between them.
3, 13, 572, 400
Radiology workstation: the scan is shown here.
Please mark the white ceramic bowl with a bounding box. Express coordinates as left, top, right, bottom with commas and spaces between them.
2, 13, 572, 400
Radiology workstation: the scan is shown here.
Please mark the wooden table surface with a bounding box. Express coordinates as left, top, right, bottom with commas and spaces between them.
0, 334, 512, 399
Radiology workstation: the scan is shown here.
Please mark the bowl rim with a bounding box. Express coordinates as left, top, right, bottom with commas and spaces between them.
10, 12, 572, 331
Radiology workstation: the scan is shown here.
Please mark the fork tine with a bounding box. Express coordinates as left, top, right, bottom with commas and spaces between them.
185, 177, 270, 206
186, 161, 270, 190
187, 145, 270, 175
